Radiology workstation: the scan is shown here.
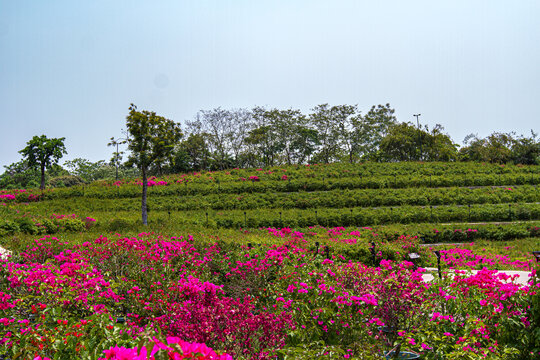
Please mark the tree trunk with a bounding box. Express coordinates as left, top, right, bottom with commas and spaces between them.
141, 167, 148, 225
40, 164, 45, 190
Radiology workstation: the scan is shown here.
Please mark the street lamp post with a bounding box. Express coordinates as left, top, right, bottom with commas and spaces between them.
108, 135, 128, 181
413, 114, 421, 160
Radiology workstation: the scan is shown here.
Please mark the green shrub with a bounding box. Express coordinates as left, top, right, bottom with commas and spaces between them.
107, 218, 137, 232
26, 180, 40, 189
62, 218, 85, 232
50, 175, 85, 188
0, 220, 20, 235
14, 218, 38, 235
39, 219, 58, 234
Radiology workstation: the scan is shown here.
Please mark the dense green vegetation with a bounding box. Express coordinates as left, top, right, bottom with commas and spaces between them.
3, 162, 539, 228
1, 161, 540, 359
2, 103, 539, 191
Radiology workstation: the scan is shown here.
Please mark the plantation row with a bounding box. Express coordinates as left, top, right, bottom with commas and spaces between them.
2, 203, 539, 245
137, 161, 540, 181
26, 185, 540, 212
55, 202, 539, 230
164, 161, 540, 178
21, 172, 538, 202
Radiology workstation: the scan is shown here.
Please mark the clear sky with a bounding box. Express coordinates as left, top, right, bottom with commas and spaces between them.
1, 0, 539, 169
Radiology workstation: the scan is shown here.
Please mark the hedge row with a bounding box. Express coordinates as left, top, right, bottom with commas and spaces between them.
89, 202, 540, 230
38, 172, 540, 201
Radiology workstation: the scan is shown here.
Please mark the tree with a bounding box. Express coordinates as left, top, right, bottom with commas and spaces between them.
290, 126, 319, 164
377, 123, 421, 161
310, 104, 350, 163
0, 160, 41, 189
378, 123, 457, 162
64, 158, 108, 183
19, 135, 67, 190
194, 108, 234, 170
355, 104, 397, 160
124, 104, 183, 225
178, 133, 211, 171
510, 131, 540, 165
423, 124, 458, 161
256, 108, 306, 165
244, 107, 287, 167
459, 132, 513, 163
244, 125, 276, 167
459, 131, 539, 164
228, 108, 253, 167
326, 104, 357, 163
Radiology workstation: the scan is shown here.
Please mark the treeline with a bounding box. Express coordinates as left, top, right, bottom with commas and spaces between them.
1, 103, 539, 189
171, 104, 539, 172
0, 158, 139, 190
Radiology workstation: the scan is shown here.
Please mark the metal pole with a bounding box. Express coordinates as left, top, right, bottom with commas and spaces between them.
370, 242, 377, 266
434, 251, 442, 279
414, 114, 422, 160
115, 143, 119, 181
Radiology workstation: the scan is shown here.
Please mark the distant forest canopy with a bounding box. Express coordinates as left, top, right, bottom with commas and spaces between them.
1, 103, 539, 189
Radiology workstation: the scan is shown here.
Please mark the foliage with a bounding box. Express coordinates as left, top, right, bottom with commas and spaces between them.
124, 104, 183, 225
19, 135, 67, 190
460, 131, 540, 165
377, 123, 458, 162
2, 161, 540, 358
49, 175, 85, 188
64, 158, 110, 183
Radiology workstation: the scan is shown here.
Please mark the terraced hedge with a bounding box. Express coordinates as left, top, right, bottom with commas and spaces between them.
2, 162, 539, 232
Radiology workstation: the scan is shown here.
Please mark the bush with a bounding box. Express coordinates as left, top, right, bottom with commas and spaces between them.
39, 219, 58, 234
49, 175, 85, 188
0, 220, 20, 235
62, 218, 85, 232
107, 218, 137, 232
26, 180, 40, 189
14, 218, 38, 235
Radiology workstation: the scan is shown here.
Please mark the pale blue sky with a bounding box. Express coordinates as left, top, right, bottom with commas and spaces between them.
1, 0, 539, 169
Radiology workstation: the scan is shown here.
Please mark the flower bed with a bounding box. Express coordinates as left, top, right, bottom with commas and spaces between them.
0, 228, 538, 359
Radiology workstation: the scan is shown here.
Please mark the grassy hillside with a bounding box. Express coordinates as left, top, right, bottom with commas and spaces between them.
1, 162, 539, 359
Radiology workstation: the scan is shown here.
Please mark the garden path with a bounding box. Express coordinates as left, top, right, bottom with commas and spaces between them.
422, 267, 535, 285
0, 245, 12, 260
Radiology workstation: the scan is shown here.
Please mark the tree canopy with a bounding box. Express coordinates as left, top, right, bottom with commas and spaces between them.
377, 123, 458, 162
19, 135, 67, 190
125, 104, 183, 225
